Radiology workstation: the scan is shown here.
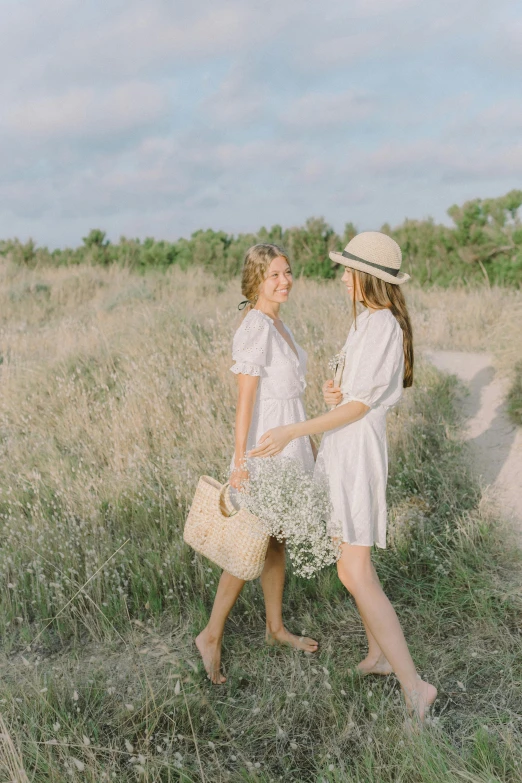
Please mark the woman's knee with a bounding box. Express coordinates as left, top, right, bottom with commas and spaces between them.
336, 561, 358, 594
337, 558, 374, 596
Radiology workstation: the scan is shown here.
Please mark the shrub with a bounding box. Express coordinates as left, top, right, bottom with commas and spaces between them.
2, 191, 521, 286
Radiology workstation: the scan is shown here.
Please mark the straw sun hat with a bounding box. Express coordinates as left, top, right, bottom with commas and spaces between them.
329, 231, 410, 285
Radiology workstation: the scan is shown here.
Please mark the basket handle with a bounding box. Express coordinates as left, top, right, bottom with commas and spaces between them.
219, 482, 239, 518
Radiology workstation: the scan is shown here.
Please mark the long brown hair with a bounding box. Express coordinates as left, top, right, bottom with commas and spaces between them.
353, 270, 414, 387
241, 243, 291, 311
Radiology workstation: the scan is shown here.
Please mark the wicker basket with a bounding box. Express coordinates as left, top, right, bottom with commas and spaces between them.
184, 476, 270, 580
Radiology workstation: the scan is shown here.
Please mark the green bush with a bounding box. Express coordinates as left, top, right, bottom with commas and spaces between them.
2, 190, 521, 286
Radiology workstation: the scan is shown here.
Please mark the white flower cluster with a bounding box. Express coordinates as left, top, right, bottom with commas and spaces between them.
240, 457, 341, 578
328, 350, 346, 383
327, 351, 345, 374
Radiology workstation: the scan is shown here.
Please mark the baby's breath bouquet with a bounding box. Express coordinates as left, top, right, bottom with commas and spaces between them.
328, 350, 346, 387
239, 457, 341, 578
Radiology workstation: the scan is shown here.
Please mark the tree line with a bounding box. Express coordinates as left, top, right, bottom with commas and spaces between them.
1, 190, 521, 286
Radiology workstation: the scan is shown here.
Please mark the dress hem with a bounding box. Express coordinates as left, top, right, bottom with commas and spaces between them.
340, 538, 387, 549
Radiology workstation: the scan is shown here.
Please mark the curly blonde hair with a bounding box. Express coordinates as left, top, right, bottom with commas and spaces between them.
241, 243, 291, 311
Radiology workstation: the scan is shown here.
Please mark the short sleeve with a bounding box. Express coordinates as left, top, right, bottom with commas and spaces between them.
347, 311, 403, 407
230, 311, 271, 377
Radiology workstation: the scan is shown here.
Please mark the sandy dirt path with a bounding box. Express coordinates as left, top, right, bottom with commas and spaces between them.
425, 351, 522, 534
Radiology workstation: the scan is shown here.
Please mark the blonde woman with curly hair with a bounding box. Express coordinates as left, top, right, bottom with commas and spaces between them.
196, 243, 318, 684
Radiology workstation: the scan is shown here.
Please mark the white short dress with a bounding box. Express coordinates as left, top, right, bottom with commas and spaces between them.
314, 308, 404, 548
230, 309, 315, 474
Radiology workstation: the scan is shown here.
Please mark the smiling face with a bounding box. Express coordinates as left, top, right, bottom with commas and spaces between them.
258, 255, 293, 305
341, 267, 363, 302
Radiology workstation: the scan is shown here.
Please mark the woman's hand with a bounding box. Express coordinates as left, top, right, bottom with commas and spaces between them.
323, 378, 342, 408
230, 466, 249, 490
248, 425, 293, 458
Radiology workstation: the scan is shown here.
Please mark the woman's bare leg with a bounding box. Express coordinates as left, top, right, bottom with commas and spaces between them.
195, 571, 245, 684
337, 544, 436, 721
358, 618, 393, 676
262, 537, 318, 652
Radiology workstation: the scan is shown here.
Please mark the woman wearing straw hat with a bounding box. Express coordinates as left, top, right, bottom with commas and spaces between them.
250, 232, 437, 723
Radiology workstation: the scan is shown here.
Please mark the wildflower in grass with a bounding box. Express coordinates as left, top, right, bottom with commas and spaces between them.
240, 457, 340, 578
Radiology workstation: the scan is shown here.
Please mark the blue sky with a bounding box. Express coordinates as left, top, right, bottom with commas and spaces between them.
1, 0, 521, 247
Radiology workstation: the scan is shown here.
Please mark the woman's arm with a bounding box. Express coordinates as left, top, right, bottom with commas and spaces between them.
249, 399, 368, 459
231, 373, 259, 487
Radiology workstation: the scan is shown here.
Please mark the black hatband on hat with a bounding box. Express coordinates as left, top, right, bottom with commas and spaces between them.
341, 250, 399, 277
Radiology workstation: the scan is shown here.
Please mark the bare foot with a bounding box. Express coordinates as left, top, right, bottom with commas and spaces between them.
195, 630, 226, 684
266, 627, 319, 653
403, 679, 438, 726
357, 653, 393, 677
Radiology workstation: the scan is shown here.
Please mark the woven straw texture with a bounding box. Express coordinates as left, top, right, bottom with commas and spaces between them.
329, 231, 410, 284
184, 476, 269, 580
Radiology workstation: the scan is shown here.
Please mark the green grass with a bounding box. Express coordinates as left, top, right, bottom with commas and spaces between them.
1, 367, 521, 782
507, 363, 522, 426
0, 267, 521, 781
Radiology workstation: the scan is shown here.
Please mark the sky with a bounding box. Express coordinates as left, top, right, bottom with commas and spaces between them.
1, 0, 521, 248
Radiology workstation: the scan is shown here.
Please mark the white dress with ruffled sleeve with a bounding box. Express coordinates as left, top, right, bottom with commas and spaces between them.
230, 309, 315, 474
314, 308, 404, 548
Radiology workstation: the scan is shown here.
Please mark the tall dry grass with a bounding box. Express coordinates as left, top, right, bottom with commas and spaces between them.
0, 261, 520, 781
0, 260, 520, 636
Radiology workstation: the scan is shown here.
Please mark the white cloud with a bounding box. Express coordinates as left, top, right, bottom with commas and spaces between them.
5, 82, 169, 141
366, 138, 522, 181
303, 30, 388, 69
199, 67, 268, 128
281, 90, 374, 130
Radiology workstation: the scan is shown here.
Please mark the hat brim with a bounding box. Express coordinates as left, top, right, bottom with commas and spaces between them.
329, 251, 410, 285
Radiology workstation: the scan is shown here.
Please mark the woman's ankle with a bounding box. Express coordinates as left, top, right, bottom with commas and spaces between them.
197, 627, 222, 645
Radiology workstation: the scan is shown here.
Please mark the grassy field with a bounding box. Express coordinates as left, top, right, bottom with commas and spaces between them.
0, 262, 521, 781
506, 364, 522, 426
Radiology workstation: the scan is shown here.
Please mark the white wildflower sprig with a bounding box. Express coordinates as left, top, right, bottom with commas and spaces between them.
328, 351, 346, 376
239, 457, 341, 578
